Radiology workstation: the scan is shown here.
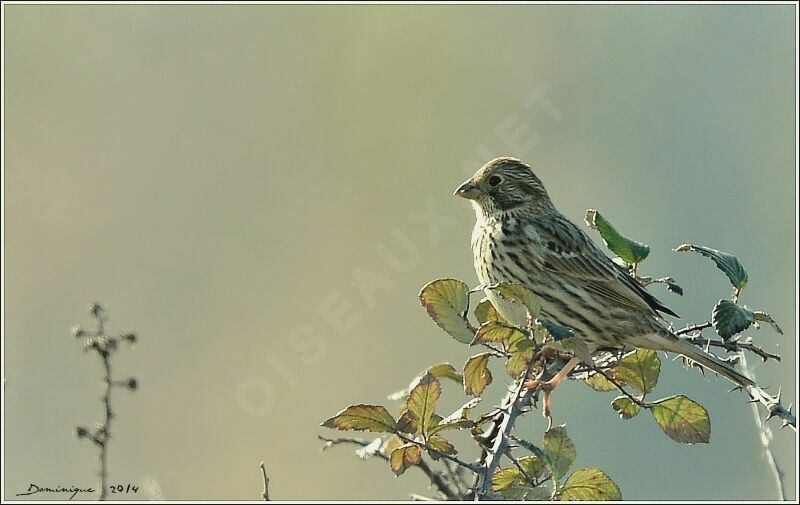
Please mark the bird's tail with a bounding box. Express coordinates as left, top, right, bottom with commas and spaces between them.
642, 329, 755, 388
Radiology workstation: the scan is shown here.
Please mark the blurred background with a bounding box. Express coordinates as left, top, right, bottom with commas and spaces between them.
3, 4, 796, 501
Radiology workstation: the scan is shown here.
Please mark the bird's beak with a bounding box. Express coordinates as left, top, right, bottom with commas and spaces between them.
454, 180, 481, 200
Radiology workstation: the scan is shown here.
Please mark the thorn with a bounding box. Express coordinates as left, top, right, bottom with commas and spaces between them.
774, 387, 782, 403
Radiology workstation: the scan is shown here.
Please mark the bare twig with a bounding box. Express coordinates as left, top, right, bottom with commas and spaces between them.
98, 351, 112, 500
318, 436, 460, 500
738, 354, 787, 499
675, 321, 713, 336
259, 462, 270, 500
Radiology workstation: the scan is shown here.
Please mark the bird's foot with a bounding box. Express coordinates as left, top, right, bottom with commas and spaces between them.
523, 356, 581, 428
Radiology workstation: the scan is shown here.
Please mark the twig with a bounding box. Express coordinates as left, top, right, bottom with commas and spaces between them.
395, 433, 479, 473
682, 335, 781, 363
72, 303, 138, 501
259, 462, 270, 500
675, 321, 713, 336
738, 354, 786, 500
472, 356, 538, 499
443, 461, 468, 497
98, 351, 112, 500
318, 436, 459, 500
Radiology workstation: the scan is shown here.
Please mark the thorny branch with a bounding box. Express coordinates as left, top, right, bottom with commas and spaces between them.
72, 303, 138, 501
471, 355, 541, 500
318, 436, 461, 500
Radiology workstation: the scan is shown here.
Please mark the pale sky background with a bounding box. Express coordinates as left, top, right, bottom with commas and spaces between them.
3, 4, 797, 501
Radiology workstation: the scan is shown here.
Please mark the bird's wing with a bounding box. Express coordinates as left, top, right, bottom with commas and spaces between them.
533, 214, 678, 318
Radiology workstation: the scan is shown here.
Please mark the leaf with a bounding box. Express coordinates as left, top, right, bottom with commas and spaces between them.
539, 319, 591, 363
406, 372, 441, 437
321, 404, 397, 433
674, 244, 748, 289
711, 300, 755, 341
427, 434, 457, 457
585, 209, 650, 265
492, 456, 547, 492
487, 282, 541, 318
611, 396, 641, 420
649, 395, 710, 444
427, 363, 464, 383
389, 443, 422, 476
614, 349, 660, 394
388, 363, 463, 402
419, 278, 474, 343
463, 353, 493, 396
560, 467, 622, 501
492, 467, 523, 492
502, 485, 552, 501
585, 373, 618, 392
543, 425, 576, 480
475, 298, 507, 324
519, 455, 548, 480
396, 410, 418, 434
381, 434, 404, 456
471, 321, 527, 346
506, 332, 535, 378
430, 398, 480, 435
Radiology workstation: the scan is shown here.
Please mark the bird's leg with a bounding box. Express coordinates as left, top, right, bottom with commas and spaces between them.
524, 356, 582, 428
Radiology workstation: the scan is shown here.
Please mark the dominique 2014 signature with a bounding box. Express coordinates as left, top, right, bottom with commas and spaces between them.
16, 483, 138, 500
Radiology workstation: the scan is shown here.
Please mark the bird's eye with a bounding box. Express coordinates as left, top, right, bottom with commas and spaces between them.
488, 175, 502, 187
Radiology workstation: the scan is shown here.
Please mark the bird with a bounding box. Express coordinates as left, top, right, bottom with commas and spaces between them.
454, 156, 754, 392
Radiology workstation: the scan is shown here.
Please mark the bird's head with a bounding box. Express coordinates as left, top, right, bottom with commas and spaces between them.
454, 157, 553, 215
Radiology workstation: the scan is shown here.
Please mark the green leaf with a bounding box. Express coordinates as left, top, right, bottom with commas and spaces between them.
543, 425, 576, 480
560, 467, 622, 501
406, 372, 441, 437
614, 349, 660, 394
486, 282, 541, 318
430, 398, 480, 435
492, 456, 548, 492
712, 299, 755, 341
426, 434, 457, 457
585, 209, 650, 265
585, 373, 618, 392
321, 404, 397, 433
463, 353, 493, 396
427, 363, 465, 383
492, 467, 524, 492
475, 298, 507, 325
540, 319, 591, 363
396, 409, 418, 434
611, 396, 641, 419
506, 332, 535, 378
649, 395, 710, 444
502, 485, 552, 501
419, 278, 474, 343
519, 455, 548, 481
390, 443, 422, 476
674, 244, 748, 289
471, 321, 526, 346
